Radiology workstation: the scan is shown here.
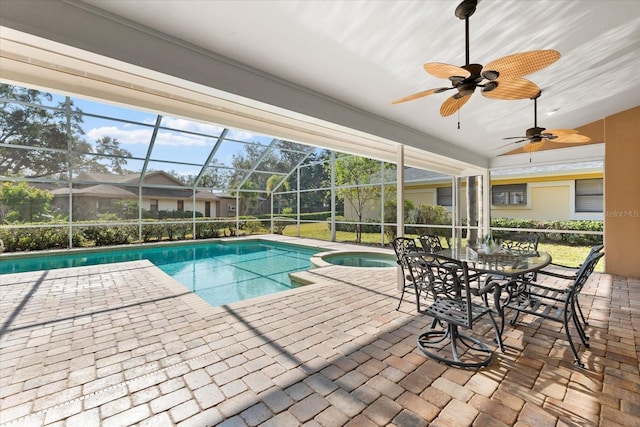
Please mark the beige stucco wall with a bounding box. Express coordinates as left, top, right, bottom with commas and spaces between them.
604, 106, 640, 278
491, 184, 570, 221
405, 188, 437, 206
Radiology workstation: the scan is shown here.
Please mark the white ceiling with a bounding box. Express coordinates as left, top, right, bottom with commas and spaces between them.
2, 0, 640, 171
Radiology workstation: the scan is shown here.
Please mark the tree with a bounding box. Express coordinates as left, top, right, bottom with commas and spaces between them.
0, 181, 53, 223
1, 84, 132, 178
266, 175, 291, 195
0, 84, 78, 178
330, 154, 384, 243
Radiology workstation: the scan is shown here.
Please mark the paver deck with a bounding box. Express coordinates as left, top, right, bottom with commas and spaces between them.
1, 236, 638, 426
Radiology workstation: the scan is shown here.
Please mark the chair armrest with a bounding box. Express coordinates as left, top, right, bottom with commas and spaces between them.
549, 261, 578, 269
536, 269, 576, 280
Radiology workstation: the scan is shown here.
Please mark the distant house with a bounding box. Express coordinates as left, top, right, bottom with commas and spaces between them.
343, 161, 604, 223
50, 171, 219, 220
404, 161, 604, 221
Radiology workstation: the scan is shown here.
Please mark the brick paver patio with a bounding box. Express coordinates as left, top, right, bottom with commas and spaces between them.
1, 236, 638, 426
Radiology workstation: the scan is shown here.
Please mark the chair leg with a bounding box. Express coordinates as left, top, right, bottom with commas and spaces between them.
487, 312, 505, 353
576, 298, 589, 327
563, 310, 584, 368
396, 287, 405, 310
571, 308, 590, 348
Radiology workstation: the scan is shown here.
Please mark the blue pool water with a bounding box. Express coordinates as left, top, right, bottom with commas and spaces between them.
0, 241, 322, 306
322, 252, 397, 268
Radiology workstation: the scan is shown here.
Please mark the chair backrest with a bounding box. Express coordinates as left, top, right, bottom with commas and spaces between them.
404, 253, 474, 328
501, 232, 539, 255
418, 234, 444, 253
392, 237, 418, 268
588, 244, 604, 257
572, 251, 604, 297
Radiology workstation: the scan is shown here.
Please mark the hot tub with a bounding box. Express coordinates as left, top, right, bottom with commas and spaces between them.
311, 251, 397, 268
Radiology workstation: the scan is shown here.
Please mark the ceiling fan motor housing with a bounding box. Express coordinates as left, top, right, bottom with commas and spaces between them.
526, 127, 546, 138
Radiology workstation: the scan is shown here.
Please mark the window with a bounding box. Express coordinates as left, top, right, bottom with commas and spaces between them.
150, 199, 158, 212
437, 187, 452, 207
576, 178, 603, 212
228, 204, 236, 212
492, 184, 527, 205
177, 200, 184, 212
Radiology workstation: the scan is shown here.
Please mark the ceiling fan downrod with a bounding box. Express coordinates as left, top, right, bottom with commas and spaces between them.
455, 0, 477, 66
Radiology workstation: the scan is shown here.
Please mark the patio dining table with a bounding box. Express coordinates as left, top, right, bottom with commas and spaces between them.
435, 246, 552, 331
436, 246, 552, 278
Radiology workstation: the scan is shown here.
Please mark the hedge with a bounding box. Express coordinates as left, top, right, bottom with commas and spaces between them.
0, 218, 247, 252
0, 217, 603, 253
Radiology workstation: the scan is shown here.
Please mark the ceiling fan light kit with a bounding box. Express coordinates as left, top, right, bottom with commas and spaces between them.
392, 0, 560, 117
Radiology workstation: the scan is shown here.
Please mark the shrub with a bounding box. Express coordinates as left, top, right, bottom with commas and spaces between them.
0, 225, 81, 251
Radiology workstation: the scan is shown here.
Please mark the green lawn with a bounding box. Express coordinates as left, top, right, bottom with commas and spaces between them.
282, 222, 603, 271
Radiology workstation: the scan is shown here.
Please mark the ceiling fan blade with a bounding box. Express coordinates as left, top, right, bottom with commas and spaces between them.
493, 139, 527, 151
424, 62, 470, 79
544, 128, 578, 136
482, 77, 540, 100
440, 94, 472, 117
391, 87, 450, 104
482, 50, 561, 79
554, 134, 592, 143
524, 141, 546, 153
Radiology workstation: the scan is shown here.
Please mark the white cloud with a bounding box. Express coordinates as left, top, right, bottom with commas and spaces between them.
86, 120, 262, 147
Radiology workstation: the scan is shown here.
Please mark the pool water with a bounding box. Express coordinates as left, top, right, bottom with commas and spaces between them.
0, 241, 322, 306
322, 252, 397, 268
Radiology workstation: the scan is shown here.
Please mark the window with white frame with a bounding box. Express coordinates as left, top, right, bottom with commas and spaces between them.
228, 204, 236, 212
177, 200, 184, 212
575, 178, 603, 212
150, 199, 158, 212
437, 187, 452, 207
492, 184, 527, 205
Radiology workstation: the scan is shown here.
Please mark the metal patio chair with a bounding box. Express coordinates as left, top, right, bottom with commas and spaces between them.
500, 232, 540, 255
418, 234, 445, 253
404, 252, 504, 368
502, 250, 604, 367
392, 237, 420, 310
537, 244, 604, 328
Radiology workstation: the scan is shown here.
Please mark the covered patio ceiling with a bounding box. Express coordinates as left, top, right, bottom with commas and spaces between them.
1, 0, 638, 174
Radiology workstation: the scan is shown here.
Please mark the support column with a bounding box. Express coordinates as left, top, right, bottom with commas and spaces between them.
396, 145, 405, 238
330, 151, 336, 242
482, 169, 491, 238
396, 145, 405, 291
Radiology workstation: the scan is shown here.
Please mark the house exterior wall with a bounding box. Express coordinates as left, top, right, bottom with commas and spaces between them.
217, 198, 237, 218
143, 198, 216, 216
405, 187, 437, 206
491, 184, 569, 220
488, 175, 604, 221
604, 106, 640, 278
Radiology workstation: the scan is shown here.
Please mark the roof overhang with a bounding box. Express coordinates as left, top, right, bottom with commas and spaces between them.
0, 19, 484, 178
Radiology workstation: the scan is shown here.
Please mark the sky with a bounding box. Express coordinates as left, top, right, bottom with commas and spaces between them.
50, 91, 289, 177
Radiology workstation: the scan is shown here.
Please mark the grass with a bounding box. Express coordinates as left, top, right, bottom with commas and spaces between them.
282, 221, 604, 271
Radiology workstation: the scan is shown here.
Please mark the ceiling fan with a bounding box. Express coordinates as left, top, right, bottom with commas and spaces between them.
501, 91, 591, 153
391, 0, 560, 117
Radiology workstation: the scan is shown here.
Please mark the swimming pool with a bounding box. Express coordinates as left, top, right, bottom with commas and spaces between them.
0, 240, 322, 306
310, 251, 397, 268
318, 252, 397, 268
